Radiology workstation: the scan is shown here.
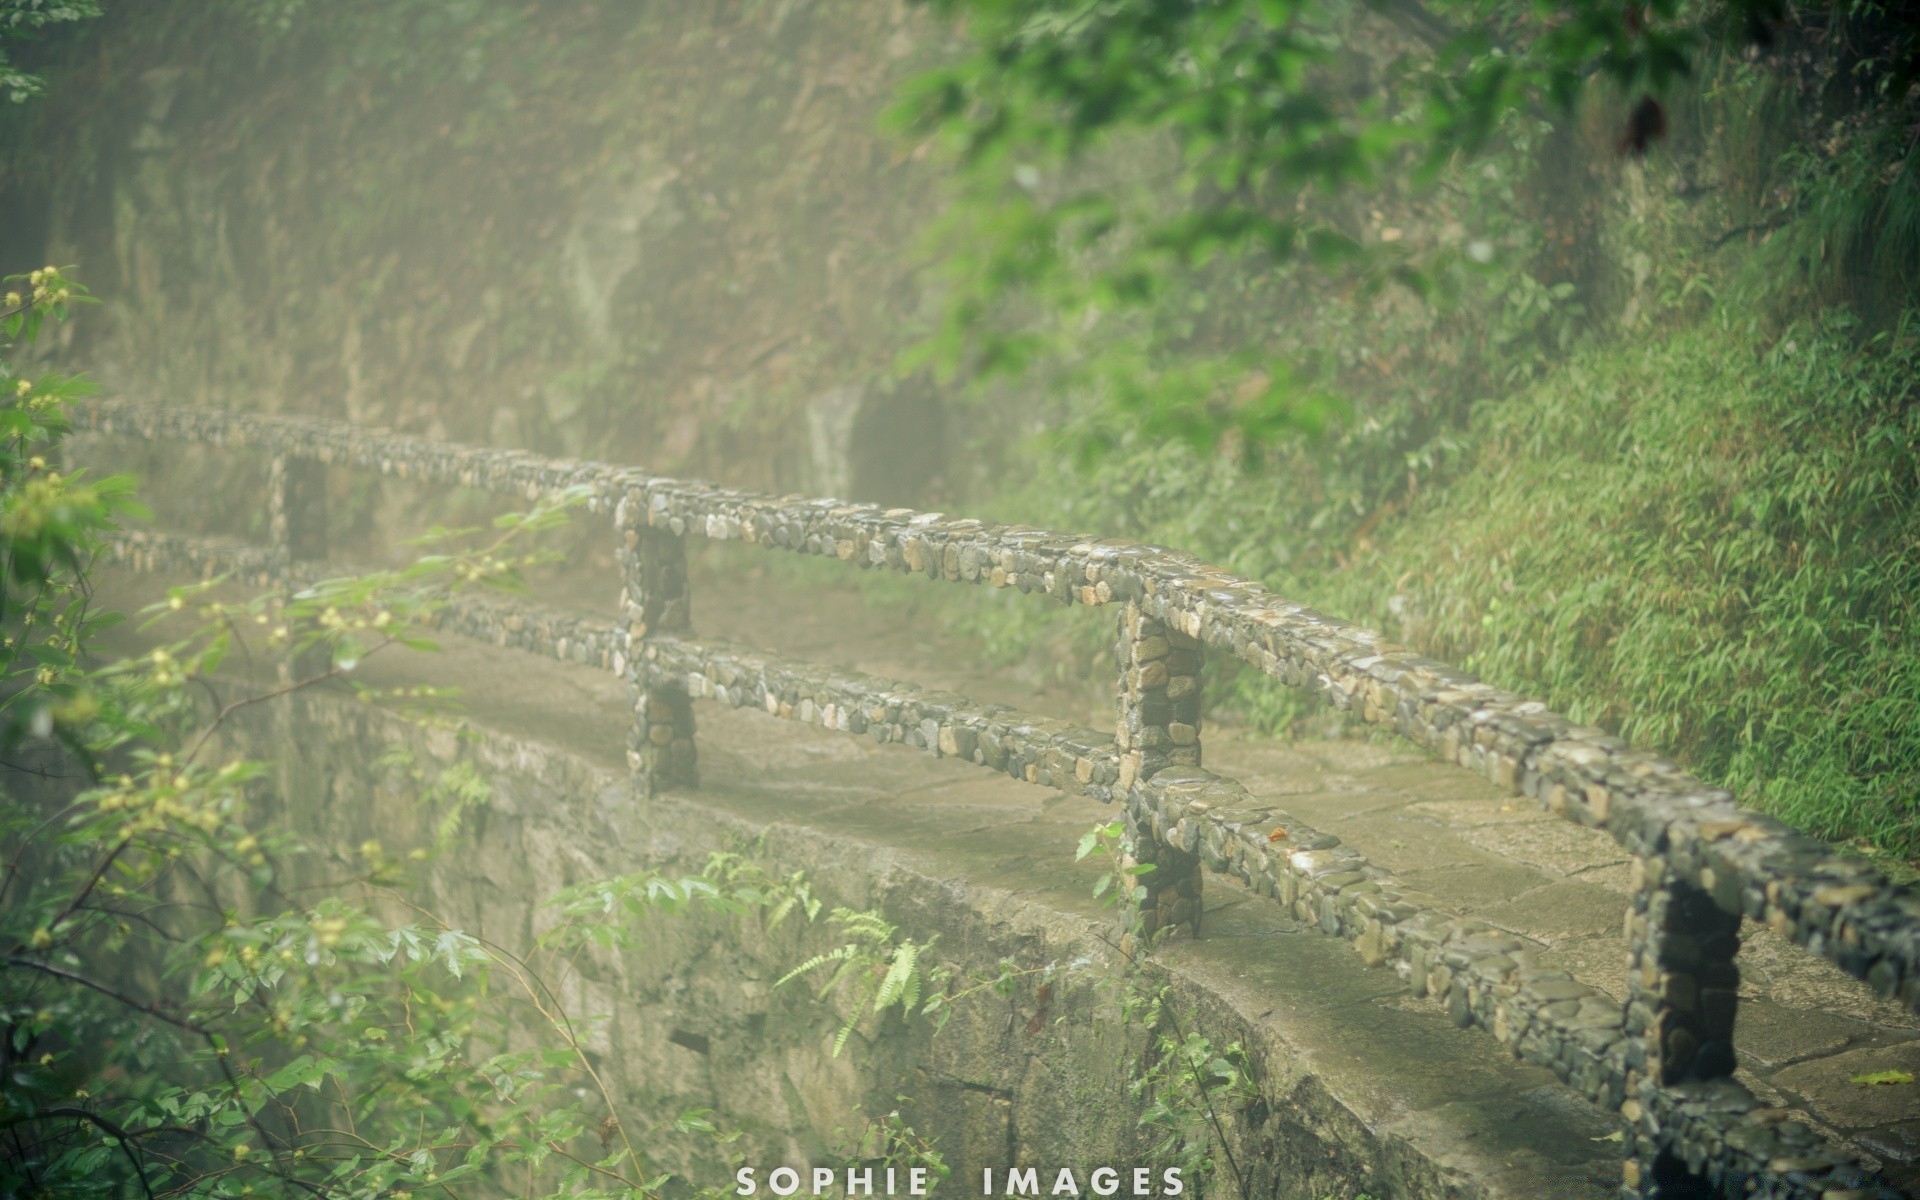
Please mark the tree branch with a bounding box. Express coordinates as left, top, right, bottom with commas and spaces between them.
5, 955, 209, 1034
0, 1107, 158, 1200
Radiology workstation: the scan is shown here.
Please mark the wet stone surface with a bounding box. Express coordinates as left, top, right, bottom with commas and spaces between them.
83, 398, 1920, 1199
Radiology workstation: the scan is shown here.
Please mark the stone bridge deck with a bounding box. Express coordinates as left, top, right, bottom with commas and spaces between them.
78, 397, 1920, 1190
98, 560, 1920, 1198
691, 568, 1920, 1188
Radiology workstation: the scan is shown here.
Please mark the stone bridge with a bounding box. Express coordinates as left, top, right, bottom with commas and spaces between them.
76, 399, 1920, 1200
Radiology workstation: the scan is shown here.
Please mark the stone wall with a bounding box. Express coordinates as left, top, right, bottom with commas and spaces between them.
182, 659, 1583, 1200
81, 397, 1920, 1200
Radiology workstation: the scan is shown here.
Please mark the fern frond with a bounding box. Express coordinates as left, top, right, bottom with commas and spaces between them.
875, 942, 918, 1012
774, 945, 854, 990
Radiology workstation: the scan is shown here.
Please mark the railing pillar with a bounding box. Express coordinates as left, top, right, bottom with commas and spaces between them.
616, 504, 697, 797
267, 454, 327, 570
1115, 600, 1203, 944
1622, 856, 1741, 1197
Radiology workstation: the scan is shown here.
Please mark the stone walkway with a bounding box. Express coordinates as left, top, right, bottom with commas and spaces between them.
681, 557, 1920, 1189
98, 557, 1920, 1192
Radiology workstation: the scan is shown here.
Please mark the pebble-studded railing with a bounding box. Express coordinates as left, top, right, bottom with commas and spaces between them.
79, 397, 1918, 1200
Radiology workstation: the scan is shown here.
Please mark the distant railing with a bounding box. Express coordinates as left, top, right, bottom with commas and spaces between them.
78, 397, 1918, 1200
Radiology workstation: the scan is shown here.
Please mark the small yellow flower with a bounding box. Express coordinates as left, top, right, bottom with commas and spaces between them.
231, 1143, 251, 1161
14, 379, 29, 396
29, 927, 51, 950
4, 291, 20, 307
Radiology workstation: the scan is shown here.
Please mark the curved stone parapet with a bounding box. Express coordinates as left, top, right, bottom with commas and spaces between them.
79, 399, 1920, 1200
78, 397, 1918, 1016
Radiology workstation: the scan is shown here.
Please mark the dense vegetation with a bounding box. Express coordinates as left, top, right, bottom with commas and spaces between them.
5, 1, 1920, 1194
897, 0, 1920, 866
2, 2, 1915, 851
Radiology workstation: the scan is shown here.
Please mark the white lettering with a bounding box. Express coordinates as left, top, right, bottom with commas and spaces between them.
1090, 1168, 1119, 1197
812, 1168, 835, 1194
846, 1167, 873, 1195
769, 1168, 799, 1197
911, 1166, 929, 1195
1051, 1167, 1081, 1195
1162, 1169, 1184, 1197
1132, 1168, 1150, 1196
1007, 1167, 1040, 1196
736, 1168, 757, 1196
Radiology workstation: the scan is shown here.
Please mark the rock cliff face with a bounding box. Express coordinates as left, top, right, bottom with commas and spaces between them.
2, 0, 1749, 538
3, 1, 957, 510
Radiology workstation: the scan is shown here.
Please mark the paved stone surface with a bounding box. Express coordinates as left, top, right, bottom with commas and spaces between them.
96, 567, 1625, 1200
679, 560, 1920, 1189
94, 544, 1920, 1192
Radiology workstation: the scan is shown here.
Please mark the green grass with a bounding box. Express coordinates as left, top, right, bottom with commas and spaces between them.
1301, 310, 1920, 862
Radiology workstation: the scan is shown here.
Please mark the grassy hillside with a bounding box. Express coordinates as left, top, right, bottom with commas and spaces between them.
1313, 314, 1920, 859
907, 307, 1920, 865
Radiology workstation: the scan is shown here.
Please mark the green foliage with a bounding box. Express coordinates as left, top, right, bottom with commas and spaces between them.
0, 267, 140, 755
1077, 821, 1256, 1198
1076, 818, 1154, 908
776, 908, 946, 1057
950, 305, 1920, 862
1302, 311, 1920, 860
1750, 111, 1920, 328
0, 280, 764, 1196
1121, 985, 1256, 1194
543, 850, 822, 956
0, 0, 101, 103
895, 0, 1791, 457
831, 1101, 952, 1192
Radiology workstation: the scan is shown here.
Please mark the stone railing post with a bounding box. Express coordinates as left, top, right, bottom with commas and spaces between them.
616, 501, 697, 796
267, 454, 327, 571
1114, 600, 1204, 944
1621, 857, 1741, 1197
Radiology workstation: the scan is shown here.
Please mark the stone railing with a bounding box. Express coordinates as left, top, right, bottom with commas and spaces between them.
79, 398, 1919, 1200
